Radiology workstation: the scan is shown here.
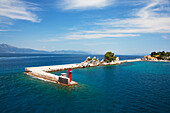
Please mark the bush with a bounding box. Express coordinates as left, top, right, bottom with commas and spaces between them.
93, 58, 97, 61
87, 58, 92, 61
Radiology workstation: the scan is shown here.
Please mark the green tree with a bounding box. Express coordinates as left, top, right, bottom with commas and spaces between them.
166, 52, 170, 56
157, 52, 161, 55
104, 51, 117, 63
150, 51, 170, 60
157, 55, 164, 60
151, 51, 156, 57
161, 51, 166, 56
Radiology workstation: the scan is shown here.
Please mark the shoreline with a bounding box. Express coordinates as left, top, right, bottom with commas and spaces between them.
25, 58, 142, 86
146, 60, 170, 62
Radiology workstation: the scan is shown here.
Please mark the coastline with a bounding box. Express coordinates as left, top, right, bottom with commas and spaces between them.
25, 58, 142, 86
146, 60, 170, 62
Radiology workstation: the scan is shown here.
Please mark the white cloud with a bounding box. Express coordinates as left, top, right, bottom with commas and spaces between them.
52, 0, 170, 41
0, 0, 41, 23
59, 0, 114, 10
63, 33, 139, 40
92, 0, 170, 34
41, 33, 139, 41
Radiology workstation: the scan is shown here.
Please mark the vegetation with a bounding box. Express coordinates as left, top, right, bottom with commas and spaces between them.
93, 58, 97, 61
104, 51, 117, 63
87, 57, 92, 61
151, 51, 170, 60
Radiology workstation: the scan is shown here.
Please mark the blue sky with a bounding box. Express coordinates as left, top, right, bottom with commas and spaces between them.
0, 0, 170, 55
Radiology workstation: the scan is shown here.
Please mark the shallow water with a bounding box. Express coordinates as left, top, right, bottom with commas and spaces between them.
0, 53, 169, 113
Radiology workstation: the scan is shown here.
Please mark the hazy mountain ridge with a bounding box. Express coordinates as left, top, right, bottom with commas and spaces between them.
52, 50, 89, 54
0, 44, 90, 54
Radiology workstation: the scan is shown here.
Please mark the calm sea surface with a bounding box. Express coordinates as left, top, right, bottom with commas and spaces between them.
0, 53, 169, 113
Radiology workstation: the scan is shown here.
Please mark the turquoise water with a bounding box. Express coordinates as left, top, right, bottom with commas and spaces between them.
0, 54, 169, 113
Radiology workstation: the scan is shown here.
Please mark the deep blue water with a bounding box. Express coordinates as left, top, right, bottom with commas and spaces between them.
0, 53, 169, 113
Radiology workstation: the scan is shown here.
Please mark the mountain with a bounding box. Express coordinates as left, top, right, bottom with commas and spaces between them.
0, 44, 90, 54
0, 44, 48, 53
52, 50, 89, 54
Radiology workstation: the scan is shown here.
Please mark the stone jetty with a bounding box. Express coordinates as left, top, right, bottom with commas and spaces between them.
25, 57, 142, 86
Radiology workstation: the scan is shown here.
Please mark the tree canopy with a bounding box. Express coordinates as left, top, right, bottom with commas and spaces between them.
151, 51, 170, 57
150, 51, 170, 60
104, 51, 117, 62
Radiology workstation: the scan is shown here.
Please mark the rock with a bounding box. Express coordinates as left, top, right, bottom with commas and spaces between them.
100, 59, 105, 63
81, 56, 100, 67
116, 57, 119, 61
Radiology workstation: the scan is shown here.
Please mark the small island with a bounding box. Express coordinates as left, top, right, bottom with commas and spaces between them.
143, 51, 170, 61
81, 51, 120, 67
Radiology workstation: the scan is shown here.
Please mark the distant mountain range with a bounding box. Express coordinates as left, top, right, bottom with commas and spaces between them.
0, 44, 90, 54
52, 50, 89, 54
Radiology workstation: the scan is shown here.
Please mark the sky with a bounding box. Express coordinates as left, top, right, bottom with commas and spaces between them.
0, 0, 170, 55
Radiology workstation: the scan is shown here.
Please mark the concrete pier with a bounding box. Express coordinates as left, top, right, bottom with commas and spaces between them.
25, 58, 142, 86
25, 64, 81, 86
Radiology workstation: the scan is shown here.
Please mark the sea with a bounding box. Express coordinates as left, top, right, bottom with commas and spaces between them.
0, 53, 169, 113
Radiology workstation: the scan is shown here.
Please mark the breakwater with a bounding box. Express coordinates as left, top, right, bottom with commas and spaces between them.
25, 58, 142, 86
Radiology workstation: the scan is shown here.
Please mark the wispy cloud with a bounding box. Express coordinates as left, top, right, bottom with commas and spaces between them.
84, 42, 112, 46
59, 0, 114, 10
38, 33, 138, 41
162, 35, 170, 39
92, 0, 170, 34
38, 39, 60, 42
52, 0, 170, 41
0, 0, 41, 23
0, 29, 22, 32
63, 34, 139, 40
0, 29, 7, 31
